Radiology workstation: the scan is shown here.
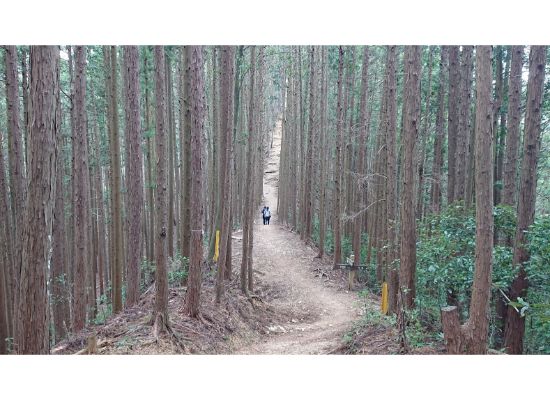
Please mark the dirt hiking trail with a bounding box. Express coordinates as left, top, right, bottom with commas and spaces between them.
234, 121, 362, 354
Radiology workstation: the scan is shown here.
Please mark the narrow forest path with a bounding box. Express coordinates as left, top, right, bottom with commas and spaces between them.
234, 121, 362, 354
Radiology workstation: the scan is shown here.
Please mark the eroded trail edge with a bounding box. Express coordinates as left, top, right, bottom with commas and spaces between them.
233, 121, 363, 355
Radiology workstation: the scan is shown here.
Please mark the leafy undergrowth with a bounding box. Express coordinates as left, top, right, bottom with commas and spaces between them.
52, 271, 292, 355
333, 293, 445, 355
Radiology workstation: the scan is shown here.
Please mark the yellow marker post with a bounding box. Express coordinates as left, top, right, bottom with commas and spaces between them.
381, 282, 389, 315
213, 230, 220, 262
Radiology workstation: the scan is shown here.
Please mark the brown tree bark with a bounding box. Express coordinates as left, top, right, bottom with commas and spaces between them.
241, 46, 257, 293
430, 46, 448, 215
447, 46, 460, 205
504, 46, 547, 355
153, 46, 169, 330
317, 47, 328, 258
180, 46, 192, 260
104, 46, 124, 313
72, 46, 89, 332
183, 46, 206, 318
166, 52, 176, 258
416, 47, 433, 220
51, 56, 70, 342
384, 46, 399, 313
123, 46, 143, 307
208, 47, 219, 259
21, 48, 30, 168
492, 47, 505, 206
501, 46, 524, 207
442, 46, 493, 354
399, 46, 422, 309
15, 46, 59, 354
4, 46, 26, 325
455, 46, 474, 203
0, 128, 15, 352
248, 46, 265, 292
144, 49, 155, 265
215, 46, 235, 302
303, 46, 316, 241
351, 46, 370, 284
333, 46, 345, 267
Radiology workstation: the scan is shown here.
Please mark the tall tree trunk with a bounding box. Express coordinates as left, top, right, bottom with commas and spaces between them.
5, 46, 26, 329
303, 46, 316, 241
430, 46, 448, 215
352, 46, 370, 284
107, 46, 124, 313
332, 46, 345, 267
72, 46, 89, 332
215, 46, 235, 303
442, 46, 493, 354
144, 49, 155, 265
501, 46, 524, 207
447, 46, 460, 205
241, 46, 257, 293
416, 47, 433, 220
455, 46, 474, 203
492, 47, 505, 206
180, 47, 192, 260
399, 46, 422, 309
166, 52, 176, 258
248, 46, 265, 292
208, 47, 219, 258
183, 46, 206, 318
0, 128, 15, 353
15, 46, 59, 354
124, 46, 143, 307
504, 46, 547, 354
317, 47, 328, 258
153, 46, 169, 330
21, 48, 30, 169
51, 56, 70, 341
384, 46, 399, 313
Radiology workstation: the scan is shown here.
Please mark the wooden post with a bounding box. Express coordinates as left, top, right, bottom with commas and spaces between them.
381, 282, 389, 314
347, 254, 354, 290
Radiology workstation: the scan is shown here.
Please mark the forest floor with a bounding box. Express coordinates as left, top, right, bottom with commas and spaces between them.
53, 121, 415, 355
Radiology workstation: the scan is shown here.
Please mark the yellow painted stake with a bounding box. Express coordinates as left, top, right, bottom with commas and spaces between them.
381, 282, 389, 315
213, 230, 220, 262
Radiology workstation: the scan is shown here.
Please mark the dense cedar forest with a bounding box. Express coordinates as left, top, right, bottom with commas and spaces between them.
1, 45, 550, 355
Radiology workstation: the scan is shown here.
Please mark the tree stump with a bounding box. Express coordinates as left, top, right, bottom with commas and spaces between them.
441, 306, 462, 354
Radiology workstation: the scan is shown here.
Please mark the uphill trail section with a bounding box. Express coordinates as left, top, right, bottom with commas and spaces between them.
232, 121, 365, 354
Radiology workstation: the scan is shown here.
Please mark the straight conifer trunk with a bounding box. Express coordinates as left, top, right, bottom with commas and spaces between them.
442, 46, 493, 354
501, 46, 524, 207
430, 47, 448, 214
215, 46, 235, 302
15, 46, 59, 354
352, 46, 370, 283
399, 46, 421, 309
184, 46, 205, 317
153, 46, 169, 329
317, 47, 328, 259
123, 46, 143, 307
504, 46, 547, 354
241, 46, 256, 293
333, 46, 345, 267
384, 46, 399, 313
72, 46, 89, 332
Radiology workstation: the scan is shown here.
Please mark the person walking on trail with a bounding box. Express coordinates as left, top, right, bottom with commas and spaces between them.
264, 206, 271, 225
261, 206, 267, 225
